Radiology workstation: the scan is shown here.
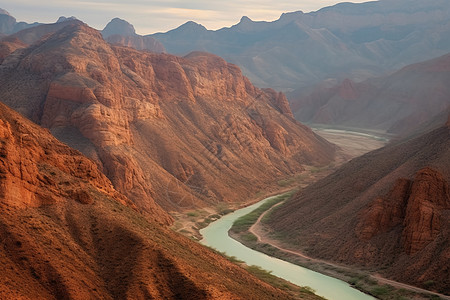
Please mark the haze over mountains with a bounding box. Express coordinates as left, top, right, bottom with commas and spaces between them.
290, 52, 450, 134
150, 0, 450, 91
266, 116, 450, 294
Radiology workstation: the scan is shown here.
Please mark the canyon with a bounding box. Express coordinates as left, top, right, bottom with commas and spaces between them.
1, 2, 449, 299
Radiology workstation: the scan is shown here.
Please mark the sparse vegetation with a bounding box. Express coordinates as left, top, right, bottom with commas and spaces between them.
230, 191, 295, 234
228, 189, 443, 300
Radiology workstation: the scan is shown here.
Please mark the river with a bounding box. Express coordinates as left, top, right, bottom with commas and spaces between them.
200, 196, 375, 300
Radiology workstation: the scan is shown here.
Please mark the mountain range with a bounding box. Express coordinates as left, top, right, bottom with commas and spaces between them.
150, 0, 450, 91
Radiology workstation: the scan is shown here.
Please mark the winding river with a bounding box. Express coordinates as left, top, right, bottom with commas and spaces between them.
200, 196, 375, 300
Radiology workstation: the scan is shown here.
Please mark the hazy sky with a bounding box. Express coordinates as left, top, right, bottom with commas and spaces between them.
2, 0, 370, 34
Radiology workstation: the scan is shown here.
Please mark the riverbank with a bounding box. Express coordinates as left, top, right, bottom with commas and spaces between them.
230, 196, 449, 300
200, 196, 374, 300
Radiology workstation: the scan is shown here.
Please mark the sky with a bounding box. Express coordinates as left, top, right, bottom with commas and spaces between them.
1, 0, 370, 35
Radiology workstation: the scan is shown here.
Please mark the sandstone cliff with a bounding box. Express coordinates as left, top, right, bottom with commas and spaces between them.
0, 101, 299, 299
0, 22, 335, 215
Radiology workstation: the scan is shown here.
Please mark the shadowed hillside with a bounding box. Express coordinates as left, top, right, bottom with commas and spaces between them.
266, 117, 450, 295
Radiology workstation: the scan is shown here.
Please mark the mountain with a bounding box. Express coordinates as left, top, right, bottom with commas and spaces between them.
102, 18, 165, 53
289, 52, 450, 134
0, 101, 301, 300
150, 0, 450, 91
0, 8, 41, 35
0, 22, 335, 217
3, 19, 82, 45
265, 117, 450, 294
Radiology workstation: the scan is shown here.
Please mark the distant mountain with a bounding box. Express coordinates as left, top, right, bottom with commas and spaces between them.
0, 8, 41, 35
3, 19, 82, 45
150, 0, 450, 91
265, 116, 450, 294
0, 101, 299, 300
102, 18, 165, 53
0, 22, 335, 216
289, 52, 450, 134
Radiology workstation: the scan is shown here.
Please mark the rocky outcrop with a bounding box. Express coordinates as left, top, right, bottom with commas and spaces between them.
357, 168, 450, 255
402, 168, 450, 254
356, 178, 411, 241
0, 22, 335, 214
262, 88, 294, 117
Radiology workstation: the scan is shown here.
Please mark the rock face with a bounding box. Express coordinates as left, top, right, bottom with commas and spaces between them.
289, 53, 450, 134
102, 18, 165, 53
402, 168, 450, 254
0, 22, 335, 216
357, 168, 450, 256
0, 101, 130, 210
0, 101, 298, 300
151, 0, 450, 91
266, 120, 450, 294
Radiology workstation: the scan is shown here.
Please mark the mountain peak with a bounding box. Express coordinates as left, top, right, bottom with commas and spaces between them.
102, 17, 136, 38
0, 8, 11, 16
57, 16, 78, 23
178, 20, 207, 31
239, 16, 253, 23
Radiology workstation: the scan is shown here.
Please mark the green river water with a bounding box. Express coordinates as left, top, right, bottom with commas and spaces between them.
200, 196, 375, 300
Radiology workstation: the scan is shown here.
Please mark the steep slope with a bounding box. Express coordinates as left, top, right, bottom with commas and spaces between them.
0, 101, 301, 300
266, 119, 450, 294
0, 22, 335, 215
290, 53, 450, 134
102, 18, 165, 53
150, 0, 450, 90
